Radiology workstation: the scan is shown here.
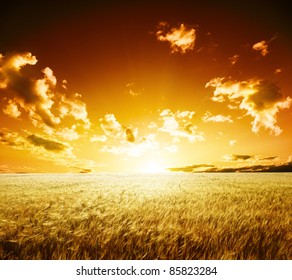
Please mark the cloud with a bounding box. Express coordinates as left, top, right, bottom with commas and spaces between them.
101, 133, 159, 157
229, 140, 237, 146
148, 121, 158, 129
275, 68, 282, 74
156, 22, 196, 53
159, 109, 204, 142
0, 52, 90, 130
0, 128, 96, 171
56, 125, 80, 141
72, 166, 92, 173
207, 162, 292, 173
202, 111, 233, 123
0, 128, 70, 155
260, 156, 278, 161
0, 53, 60, 127
100, 114, 123, 138
206, 78, 291, 135
26, 134, 67, 152
99, 114, 137, 143
2, 99, 21, 118
125, 127, 135, 143
59, 93, 91, 129
229, 54, 240, 65
98, 114, 158, 157
168, 164, 214, 172
164, 144, 178, 153
99, 110, 205, 157
90, 134, 107, 142
169, 161, 292, 173
0, 128, 28, 149
0, 164, 13, 173
252, 40, 269, 56
125, 83, 143, 97
223, 154, 253, 161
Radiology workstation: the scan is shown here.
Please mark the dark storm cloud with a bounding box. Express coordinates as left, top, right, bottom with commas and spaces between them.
26, 134, 66, 152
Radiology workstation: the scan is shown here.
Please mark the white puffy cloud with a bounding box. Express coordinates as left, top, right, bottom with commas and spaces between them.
206, 78, 291, 135
99, 114, 137, 142
98, 114, 158, 157
90, 135, 107, 143
100, 114, 122, 138
159, 109, 204, 142
101, 133, 159, 157
202, 111, 233, 123
156, 22, 196, 54
59, 93, 90, 129
56, 125, 80, 141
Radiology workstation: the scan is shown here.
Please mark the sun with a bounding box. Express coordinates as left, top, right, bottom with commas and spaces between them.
142, 161, 167, 173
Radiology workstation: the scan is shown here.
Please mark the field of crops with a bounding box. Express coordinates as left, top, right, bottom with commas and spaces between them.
0, 173, 291, 259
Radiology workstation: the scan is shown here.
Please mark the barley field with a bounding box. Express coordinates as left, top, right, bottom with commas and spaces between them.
0, 173, 291, 260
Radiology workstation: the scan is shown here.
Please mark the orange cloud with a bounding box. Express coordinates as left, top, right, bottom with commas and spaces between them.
3, 99, 21, 118
229, 54, 240, 65
0, 128, 28, 149
206, 78, 291, 135
0, 52, 90, 130
252, 40, 269, 56
0, 128, 96, 171
56, 125, 80, 141
156, 22, 196, 53
125, 83, 143, 97
27, 134, 67, 152
59, 93, 90, 129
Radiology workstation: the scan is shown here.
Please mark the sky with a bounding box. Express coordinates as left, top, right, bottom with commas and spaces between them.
0, 1, 292, 173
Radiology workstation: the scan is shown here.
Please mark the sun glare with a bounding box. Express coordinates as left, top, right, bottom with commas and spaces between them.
142, 161, 166, 173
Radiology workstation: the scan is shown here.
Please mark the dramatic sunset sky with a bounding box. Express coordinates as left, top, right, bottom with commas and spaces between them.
1, 1, 291, 173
